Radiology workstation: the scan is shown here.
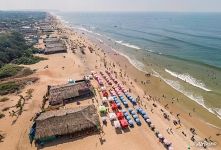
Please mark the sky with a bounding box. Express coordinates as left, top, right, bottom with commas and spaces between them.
0, 0, 221, 12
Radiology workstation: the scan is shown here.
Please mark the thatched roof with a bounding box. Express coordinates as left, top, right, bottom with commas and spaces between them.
44, 46, 67, 54
48, 81, 93, 105
35, 105, 100, 140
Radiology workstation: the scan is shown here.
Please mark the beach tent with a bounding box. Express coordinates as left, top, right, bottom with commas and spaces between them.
126, 116, 131, 120
120, 119, 128, 128
146, 119, 151, 124
124, 112, 129, 117
133, 115, 138, 119
168, 146, 173, 150
135, 118, 141, 125
141, 110, 147, 116
109, 113, 117, 121
68, 79, 75, 84
122, 109, 127, 114
117, 112, 124, 120
114, 120, 121, 129
128, 108, 133, 113
128, 120, 134, 127
143, 115, 149, 119
158, 134, 163, 139
108, 96, 114, 101
91, 71, 96, 75
102, 91, 108, 97
99, 106, 107, 113
101, 116, 107, 122
111, 103, 118, 111
102, 97, 108, 104
101, 86, 106, 91
131, 111, 136, 115
150, 123, 154, 128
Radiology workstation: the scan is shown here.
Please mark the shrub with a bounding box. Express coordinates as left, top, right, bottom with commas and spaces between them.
0, 64, 23, 79
12, 56, 46, 65
0, 82, 20, 95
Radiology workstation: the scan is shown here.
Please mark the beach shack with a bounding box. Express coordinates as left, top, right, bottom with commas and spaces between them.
99, 105, 107, 114
48, 80, 94, 106
33, 105, 100, 144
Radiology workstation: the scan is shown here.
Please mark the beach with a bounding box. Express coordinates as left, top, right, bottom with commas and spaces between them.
0, 13, 220, 150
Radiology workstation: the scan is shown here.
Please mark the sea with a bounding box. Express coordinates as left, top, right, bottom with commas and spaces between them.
55, 12, 221, 119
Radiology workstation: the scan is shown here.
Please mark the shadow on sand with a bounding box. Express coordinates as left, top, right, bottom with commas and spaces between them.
36, 132, 99, 150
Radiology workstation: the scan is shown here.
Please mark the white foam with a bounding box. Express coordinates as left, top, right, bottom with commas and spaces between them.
165, 69, 211, 92
115, 40, 141, 50
76, 27, 93, 33
111, 48, 145, 72
153, 69, 221, 120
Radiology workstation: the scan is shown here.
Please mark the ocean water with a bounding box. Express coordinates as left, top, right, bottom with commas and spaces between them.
56, 12, 221, 119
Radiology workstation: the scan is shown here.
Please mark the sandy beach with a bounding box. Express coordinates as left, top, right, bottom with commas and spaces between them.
0, 14, 220, 150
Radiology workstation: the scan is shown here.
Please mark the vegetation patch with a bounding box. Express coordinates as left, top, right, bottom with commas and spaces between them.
0, 64, 23, 79
0, 81, 20, 95
12, 55, 47, 65
0, 31, 46, 67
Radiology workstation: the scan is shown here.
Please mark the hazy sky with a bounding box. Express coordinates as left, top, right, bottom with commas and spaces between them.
0, 0, 221, 12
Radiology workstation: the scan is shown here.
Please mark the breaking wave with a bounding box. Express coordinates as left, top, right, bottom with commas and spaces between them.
165, 69, 211, 92
111, 48, 145, 73
115, 40, 141, 50
153, 70, 221, 119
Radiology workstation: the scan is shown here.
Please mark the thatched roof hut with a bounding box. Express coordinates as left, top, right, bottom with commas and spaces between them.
48, 80, 94, 106
35, 105, 100, 141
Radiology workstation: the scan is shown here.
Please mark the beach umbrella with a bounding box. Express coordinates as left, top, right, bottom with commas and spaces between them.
141, 110, 147, 116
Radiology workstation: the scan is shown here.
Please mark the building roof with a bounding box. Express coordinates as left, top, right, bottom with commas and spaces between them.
35, 105, 100, 139
44, 46, 67, 54
48, 81, 93, 105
